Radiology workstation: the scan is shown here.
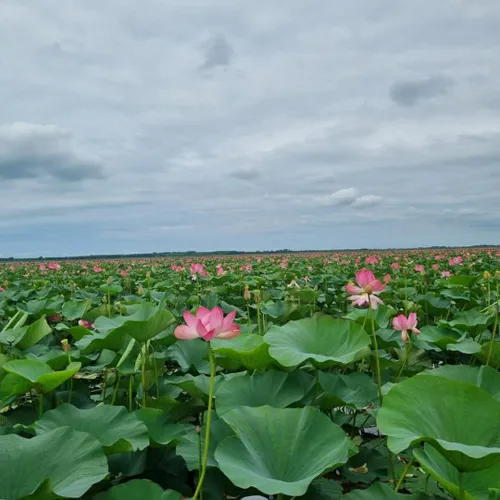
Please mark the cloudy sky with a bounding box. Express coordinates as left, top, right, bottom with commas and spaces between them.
1, 0, 500, 257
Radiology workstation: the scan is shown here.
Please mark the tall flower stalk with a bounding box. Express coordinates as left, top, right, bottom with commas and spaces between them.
174, 306, 240, 499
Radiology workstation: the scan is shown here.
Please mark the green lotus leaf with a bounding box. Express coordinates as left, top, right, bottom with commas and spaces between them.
0, 317, 52, 350
211, 334, 274, 370
342, 481, 432, 499
415, 444, 500, 500
377, 375, 500, 472
319, 371, 378, 410
1, 359, 81, 395
446, 338, 481, 354
95, 480, 182, 500
35, 403, 149, 454
215, 369, 313, 416
167, 339, 210, 374
62, 298, 92, 320
0, 427, 108, 499
135, 408, 191, 446
215, 405, 354, 496
421, 365, 500, 402
176, 414, 234, 470
264, 314, 371, 368
76, 303, 174, 352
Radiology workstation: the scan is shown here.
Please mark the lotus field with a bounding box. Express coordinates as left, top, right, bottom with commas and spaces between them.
1, 249, 500, 500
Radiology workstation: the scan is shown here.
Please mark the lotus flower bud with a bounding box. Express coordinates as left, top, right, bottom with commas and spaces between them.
243, 285, 251, 301
61, 338, 71, 352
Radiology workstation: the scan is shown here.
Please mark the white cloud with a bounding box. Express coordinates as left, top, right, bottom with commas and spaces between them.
352, 195, 383, 208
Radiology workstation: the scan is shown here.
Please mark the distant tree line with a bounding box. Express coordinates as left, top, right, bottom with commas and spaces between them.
0, 245, 498, 262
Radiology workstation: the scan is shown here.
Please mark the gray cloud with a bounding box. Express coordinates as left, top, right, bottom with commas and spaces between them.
200, 35, 234, 70
229, 167, 261, 181
0, 123, 104, 182
390, 75, 454, 107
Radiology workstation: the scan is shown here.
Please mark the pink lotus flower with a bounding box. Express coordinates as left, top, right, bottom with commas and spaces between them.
174, 306, 240, 341
449, 256, 463, 266
441, 271, 452, 278
383, 274, 391, 284
280, 261, 288, 269
93, 266, 103, 273
48, 262, 61, 270
240, 263, 252, 273
391, 262, 400, 270
216, 265, 226, 276
345, 269, 386, 309
47, 314, 62, 323
120, 270, 127, 277
0, 286, 4, 292
365, 256, 378, 265
432, 264, 440, 270
393, 312, 421, 343
39, 263, 46, 271
78, 319, 94, 329
414, 264, 425, 273
190, 263, 208, 277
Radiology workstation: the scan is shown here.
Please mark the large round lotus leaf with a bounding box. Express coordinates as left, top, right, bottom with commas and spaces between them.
342, 481, 431, 499
77, 304, 174, 352
214, 369, 313, 416
319, 371, 378, 410
1, 359, 81, 394
177, 414, 234, 470
211, 334, 274, 370
0, 426, 108, 499
135, 408, 191, 446
264, 314, 371, 368
215, 405, 354, 496
414, 444, 500, 500
95, 480, 182, 500
377, 375, 500, 472
421, 365, 500, 402
35, 403, 149, 454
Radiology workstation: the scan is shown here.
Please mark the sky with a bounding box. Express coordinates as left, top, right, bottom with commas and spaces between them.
1, 0, 500, 257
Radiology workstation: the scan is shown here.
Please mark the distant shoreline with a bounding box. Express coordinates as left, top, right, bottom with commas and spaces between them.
1, 245, 498, 262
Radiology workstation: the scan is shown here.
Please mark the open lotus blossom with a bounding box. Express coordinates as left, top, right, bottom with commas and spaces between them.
47, 262, 61, 270
216, 265, 226, 276
78, 319, 94, 329
449, 256, 463, 266
0, 286, 4, 292
93, 266, 103, 273
175, 306, 240, 341
414, 264, 425, 273
383, 274, 391, 284
441, 270, 452, 278
391, 262, 400, 270
190, 263, 208, 277
432, 264, 440, 270
345, 268, 386, 309
392, 312, 421, 343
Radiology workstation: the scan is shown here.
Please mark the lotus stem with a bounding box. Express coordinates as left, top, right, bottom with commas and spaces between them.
141, 344, 147, 408
368, 304, 383, 404
486, 313, 499, 367
192, 344, 216, 500
38, 393, 44, 418
459, 471, 465, 500
394, 457, 414, 491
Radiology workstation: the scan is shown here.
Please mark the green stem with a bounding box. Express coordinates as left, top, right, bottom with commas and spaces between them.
459, 471, 465, 500
128, 375, 133, 412
141, 345, 147, 408
369, 304, 383, 403
111, 372, 121, 405
394, 457, 414, 491
369, 302, 397, 485
396, 342, 411, 382
102, 369, 108, 404
192, 344, 216, 500
486, 313, 499, 367
38, 393, 44, 418
313, 369, 320, 406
